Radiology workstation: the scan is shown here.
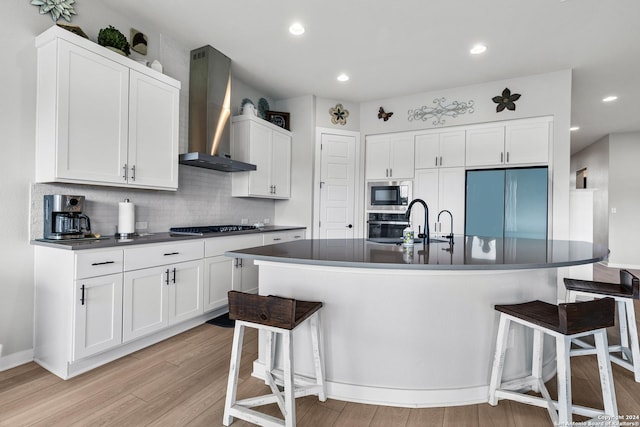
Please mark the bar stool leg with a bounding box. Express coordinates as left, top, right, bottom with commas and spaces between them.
282, 330, 296, 427
556, 335, 572, 426
310, 312, 327, 401
223, 323, 245, 426
625, 299, 640, 382
265, 330, 275, 385
531, 329, 544, 393
488, 314, 510, 406
594, 329, 618, 418
617, 301, 629, 361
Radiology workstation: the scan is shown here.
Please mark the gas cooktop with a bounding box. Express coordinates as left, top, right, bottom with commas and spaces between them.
169, 225, 258, 236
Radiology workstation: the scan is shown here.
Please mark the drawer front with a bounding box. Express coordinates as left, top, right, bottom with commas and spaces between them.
263, 230, 306, 245
125, 240, 204, 271
76, 249, 124, 279
205, 234, 263, 257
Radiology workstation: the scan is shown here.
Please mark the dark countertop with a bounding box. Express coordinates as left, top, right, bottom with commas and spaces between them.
226, 236, 609, 270
31, 226, 306, 251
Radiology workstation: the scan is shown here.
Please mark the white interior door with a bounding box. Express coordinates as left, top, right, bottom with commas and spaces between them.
319, 133, 356, 239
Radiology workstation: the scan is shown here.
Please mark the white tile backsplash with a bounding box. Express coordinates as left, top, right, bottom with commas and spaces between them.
31, 165, 275, 239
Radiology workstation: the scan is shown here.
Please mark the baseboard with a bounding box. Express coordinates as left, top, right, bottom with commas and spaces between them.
0, 348, 34, 372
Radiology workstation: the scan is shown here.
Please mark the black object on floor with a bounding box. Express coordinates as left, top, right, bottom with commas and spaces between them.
206, 312, 235, 328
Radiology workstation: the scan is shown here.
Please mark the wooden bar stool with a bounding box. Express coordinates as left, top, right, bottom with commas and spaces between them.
488, 298, 618, 426
565, 269, 640, 382
223, 291, 326, 427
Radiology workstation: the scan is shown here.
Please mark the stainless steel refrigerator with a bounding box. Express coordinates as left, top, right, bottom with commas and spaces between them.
465, 167, 548, 239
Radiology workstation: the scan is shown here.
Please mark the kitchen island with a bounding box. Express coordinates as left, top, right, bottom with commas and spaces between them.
226, 236, 608, 408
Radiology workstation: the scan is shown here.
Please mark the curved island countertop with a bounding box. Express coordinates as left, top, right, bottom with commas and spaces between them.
225, 236, 608, 270
226, 237, 608, 408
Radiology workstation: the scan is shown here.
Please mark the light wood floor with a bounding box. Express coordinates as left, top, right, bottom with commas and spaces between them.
1, 264, 640, 426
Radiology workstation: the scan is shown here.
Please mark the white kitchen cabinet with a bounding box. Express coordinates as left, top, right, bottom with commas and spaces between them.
365, 134, 414, 180
35, 26, 180, 191
204, 234, 264, 310
415, 131, 465, 169
465, 118, 550, 168
263, 229, 306, 245
122, 241, 204, 342
232, 115, 292, 199
73, 275, 123, 360
413, 167, 465, 236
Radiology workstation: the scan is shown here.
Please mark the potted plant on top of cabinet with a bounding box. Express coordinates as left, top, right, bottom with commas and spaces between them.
97, 25, 130, 56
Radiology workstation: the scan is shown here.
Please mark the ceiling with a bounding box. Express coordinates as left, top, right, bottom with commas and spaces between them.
103, 0, 640, 153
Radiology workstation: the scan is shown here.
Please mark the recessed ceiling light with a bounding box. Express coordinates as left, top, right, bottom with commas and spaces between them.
470, 44, 487, 55
337, 73, 349, 82
570, 126, 580, 131
289, 22, 305, 36
602, 95, 618, 103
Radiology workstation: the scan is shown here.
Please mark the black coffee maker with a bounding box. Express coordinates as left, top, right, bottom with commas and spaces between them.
43, 195, 92, 240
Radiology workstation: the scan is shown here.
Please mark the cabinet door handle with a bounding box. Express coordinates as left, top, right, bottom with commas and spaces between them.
164, 252, 179, 256
234, 258, 239, 268
435, 157, 438, 167
500, 152, 504, 163
172, 267, 176, 284
389, 168, 393, 177
239, 259, 243, 268
440, 156, 443, 166
131, 165, 136, 181
165, 269, 170, 285
91, 261, 115, 266
385, 168, 389, 177
123, 164, 128, 181
273, 185, 276, 194
506, 152, 510, 163
80, 284, 86, 305
273, 238, 282, 241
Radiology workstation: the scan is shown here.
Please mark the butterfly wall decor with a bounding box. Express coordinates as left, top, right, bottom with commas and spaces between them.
378, 107, 394, 121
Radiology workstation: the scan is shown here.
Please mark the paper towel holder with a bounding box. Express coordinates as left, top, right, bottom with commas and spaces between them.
115, 198, 136, 240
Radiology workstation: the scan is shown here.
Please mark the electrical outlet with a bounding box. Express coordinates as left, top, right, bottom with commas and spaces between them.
263, 218, 270, 224
135, 221, 148, 230
240, 218, 249, 225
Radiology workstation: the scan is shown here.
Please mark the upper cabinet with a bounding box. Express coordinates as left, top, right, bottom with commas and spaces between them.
465, 118, 551, 168
231, 115, 292, 199
415, 130, 465, 169
34, 26, 180, 191
365, 134, 414, 180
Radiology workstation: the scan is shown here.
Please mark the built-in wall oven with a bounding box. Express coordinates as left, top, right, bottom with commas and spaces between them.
367, 212, 410, 242
366, 181, 412, 211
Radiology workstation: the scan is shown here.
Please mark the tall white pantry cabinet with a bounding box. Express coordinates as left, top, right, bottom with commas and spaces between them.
34, 26, 180, 191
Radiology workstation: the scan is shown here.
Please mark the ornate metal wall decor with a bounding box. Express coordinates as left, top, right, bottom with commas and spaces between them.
378, 107, 393, 121
408, 98, 474, 126
329, 104, 349, 125
492, 88, 521, 112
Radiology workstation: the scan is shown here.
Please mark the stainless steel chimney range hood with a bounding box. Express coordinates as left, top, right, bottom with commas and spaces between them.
179, 45, 256, 172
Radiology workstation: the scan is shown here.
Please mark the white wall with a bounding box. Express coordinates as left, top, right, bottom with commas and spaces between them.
1, 1, 275, 367
359, 70, 573, 240
570, 135, 610, 252
608, 131, 640, 267
273, 95, 316, 231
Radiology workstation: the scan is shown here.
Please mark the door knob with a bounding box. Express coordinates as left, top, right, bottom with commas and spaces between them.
346, 224, 353, 228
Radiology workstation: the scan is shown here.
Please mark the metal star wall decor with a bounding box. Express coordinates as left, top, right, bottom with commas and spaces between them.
31, 0, 77, 22
492, 88, 521, 112
329, 104, 349, 125
408, 97, 475, 126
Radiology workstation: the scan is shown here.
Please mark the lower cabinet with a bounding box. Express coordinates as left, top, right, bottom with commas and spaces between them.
73, 273, 123, 360
34, 228, 305, 379
123, 259, 203, 342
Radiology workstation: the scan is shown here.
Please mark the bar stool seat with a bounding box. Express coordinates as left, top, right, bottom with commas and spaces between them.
488, 298, 618, 426
564, 269, 640, 382
223, 291, 326, 427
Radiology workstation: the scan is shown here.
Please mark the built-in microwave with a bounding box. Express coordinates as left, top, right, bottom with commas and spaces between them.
366, 181, 412, 211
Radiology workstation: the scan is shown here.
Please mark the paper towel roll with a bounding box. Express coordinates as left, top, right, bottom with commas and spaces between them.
118, 199, 135, 235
